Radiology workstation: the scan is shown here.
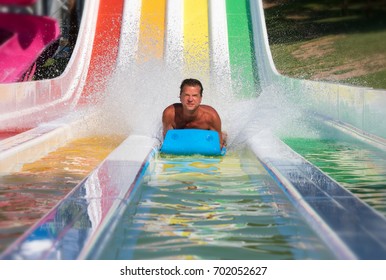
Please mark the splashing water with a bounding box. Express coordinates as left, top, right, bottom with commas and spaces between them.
88, 58, 318, 151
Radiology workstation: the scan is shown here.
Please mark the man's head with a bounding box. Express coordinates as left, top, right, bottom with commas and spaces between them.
180, 78, 203, 97
179, 78, 203, 113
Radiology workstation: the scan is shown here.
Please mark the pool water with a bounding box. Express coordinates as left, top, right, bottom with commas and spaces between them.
284, 135, 386, 217
97, 148, 335, 260
0, 134, 125, 254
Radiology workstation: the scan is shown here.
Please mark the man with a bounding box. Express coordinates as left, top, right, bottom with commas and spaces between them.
162, 78, 226, 148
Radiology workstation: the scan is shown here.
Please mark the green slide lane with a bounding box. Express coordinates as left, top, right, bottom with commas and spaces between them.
226, 0, 259, 97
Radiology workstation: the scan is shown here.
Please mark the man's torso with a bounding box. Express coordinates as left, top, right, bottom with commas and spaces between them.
172, 103, 214, 130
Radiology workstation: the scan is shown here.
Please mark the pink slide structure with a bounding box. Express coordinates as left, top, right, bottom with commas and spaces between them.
0, 0, 36, 4
0, 12, 60, 83
0, 0, 123, 175
0, 1, 104, 132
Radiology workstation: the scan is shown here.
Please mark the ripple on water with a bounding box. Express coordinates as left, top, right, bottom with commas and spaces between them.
0, 135, 125, 254
99, 149, 334, 260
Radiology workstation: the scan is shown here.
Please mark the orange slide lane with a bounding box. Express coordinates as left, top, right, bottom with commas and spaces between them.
78, 0, 125, 105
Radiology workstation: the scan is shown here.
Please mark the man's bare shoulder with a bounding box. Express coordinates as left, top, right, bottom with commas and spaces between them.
163, 103, 181, 114
200, 104, 220, 116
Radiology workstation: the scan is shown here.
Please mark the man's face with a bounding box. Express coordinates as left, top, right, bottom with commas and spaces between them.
180, 85, 202, 112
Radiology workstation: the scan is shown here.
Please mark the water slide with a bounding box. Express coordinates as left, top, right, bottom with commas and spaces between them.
0, 12, 60, 83
0, 0, 122, 169
1, 0, 386, 260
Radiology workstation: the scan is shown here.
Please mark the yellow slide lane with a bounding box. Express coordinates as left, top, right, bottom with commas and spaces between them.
183, 0, 209, 77
138, 0, 167, 61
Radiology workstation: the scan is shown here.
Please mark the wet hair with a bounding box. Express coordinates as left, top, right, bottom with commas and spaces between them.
180, 78, 203, 96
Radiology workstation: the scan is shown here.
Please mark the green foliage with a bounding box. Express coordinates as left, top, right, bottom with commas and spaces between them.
263, 0, 386, 89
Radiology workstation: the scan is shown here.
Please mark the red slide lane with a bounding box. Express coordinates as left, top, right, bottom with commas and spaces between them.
78, 0, 125, 105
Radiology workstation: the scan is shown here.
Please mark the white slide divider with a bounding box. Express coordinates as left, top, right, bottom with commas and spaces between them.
116, 0, 142, 68
208, 0, 232, 92
164, 0, 184, 72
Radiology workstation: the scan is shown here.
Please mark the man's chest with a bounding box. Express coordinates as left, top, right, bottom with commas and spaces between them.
175, 118, 210, 130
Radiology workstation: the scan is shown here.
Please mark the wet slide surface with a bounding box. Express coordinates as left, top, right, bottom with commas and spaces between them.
95, 150, 333, 260
1, 0, 281, 259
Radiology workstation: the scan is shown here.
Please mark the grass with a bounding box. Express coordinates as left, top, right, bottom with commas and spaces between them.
263, 0, 386, 89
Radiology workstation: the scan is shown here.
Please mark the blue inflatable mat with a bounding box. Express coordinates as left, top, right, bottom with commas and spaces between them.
160, 129, 226, 156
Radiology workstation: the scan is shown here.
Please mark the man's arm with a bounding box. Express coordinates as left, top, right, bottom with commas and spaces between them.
208, 108, 226, 148
162, 106, 175, 138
